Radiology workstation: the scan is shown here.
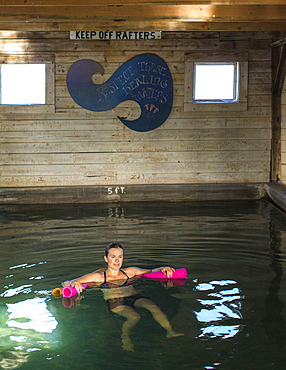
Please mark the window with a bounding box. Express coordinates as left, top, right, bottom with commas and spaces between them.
193, 63, 238, 103
184, 52, 248, 112
0, 56, 54, 113
0, 64, 46, 105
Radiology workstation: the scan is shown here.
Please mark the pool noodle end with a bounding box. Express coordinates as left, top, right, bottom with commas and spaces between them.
62, 283, 87, 298
52, 287, 63, 296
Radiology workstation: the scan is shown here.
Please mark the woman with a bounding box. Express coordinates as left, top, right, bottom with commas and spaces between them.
62, 242, 183, 351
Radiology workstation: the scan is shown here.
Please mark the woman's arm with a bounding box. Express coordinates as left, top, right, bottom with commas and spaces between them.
62, 269, 104, 292
125, 266, 175, 278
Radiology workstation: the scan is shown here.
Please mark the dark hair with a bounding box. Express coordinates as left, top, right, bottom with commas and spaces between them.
105, 242, 124, 257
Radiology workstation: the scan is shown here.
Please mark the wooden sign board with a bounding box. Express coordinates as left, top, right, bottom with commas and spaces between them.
70, 31, 161, 40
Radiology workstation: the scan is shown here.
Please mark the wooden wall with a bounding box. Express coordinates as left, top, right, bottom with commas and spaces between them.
0, 31, 275, 187
281, 80, 286, 182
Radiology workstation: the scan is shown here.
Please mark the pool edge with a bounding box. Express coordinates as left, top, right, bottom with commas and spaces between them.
0, 183, 267, 204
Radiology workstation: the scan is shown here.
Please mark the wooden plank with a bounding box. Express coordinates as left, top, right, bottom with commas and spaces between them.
249, 61, 272, 73
55, 51, 185, 63
0, 105, 272, 119
0, 117, 271, 132
0, 140, 271, 154
0, 128, 272, 142
0, 172, 269, 187
0, 20, 284, 32
0, 39, 259, 54
248, 96, 271, 107
1, 1, 286, 5
248, 83, 272, 95
0, 160, 270, 175
0, 150, 270, 165
0, 5, 285, 22
249, 73, 271, 84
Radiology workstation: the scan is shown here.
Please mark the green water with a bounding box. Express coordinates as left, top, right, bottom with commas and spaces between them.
0, 200, 286, 369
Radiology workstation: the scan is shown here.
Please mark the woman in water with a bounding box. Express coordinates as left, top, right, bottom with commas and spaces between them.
62, 242, 183, 351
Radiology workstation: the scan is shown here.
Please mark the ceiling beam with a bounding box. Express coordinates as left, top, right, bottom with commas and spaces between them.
0, 3, 285, 31
0, 5, 285, 22
1, 1, 286, 5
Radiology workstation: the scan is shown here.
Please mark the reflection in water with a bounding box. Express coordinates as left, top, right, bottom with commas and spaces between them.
194, 279, 243, 339
0, 297, 58, 369
7, 297, 58, 333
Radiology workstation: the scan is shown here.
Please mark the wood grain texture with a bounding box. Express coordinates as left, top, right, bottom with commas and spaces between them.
0, 2, 285, 31
0, 30, 276, 189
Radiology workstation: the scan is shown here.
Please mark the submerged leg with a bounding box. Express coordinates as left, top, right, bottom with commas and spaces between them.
134, 298, 184, 338
111, 305, 141, 351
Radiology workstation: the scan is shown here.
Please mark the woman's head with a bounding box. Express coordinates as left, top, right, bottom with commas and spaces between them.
104, 242, 124, 268
105, 242, 124, 257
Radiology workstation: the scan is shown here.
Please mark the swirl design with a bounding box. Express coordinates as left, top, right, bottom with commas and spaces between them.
66, 53, 173, 132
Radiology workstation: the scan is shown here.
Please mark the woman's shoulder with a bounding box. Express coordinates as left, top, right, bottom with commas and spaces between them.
123, 266, 149, 278
88, 269, 105, 282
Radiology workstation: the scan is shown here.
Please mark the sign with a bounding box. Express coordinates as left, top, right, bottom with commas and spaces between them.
70, 31, 161, 40
66, 53, 173, 132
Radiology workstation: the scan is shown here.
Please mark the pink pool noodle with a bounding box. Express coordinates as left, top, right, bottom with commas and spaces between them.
62, 283, 87, 298
141, 268, 187, 279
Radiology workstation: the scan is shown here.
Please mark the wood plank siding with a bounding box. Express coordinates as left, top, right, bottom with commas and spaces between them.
0, 30, 279, 187
0, 1, 285, 193
281, 82, 286, 182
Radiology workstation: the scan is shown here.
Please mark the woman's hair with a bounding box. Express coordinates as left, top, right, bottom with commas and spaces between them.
105, 242, 124, 257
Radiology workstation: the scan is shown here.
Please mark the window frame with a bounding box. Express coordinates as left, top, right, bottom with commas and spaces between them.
193, 62, 239, 103
0, 55, 55, 113
184, 52, 248, 112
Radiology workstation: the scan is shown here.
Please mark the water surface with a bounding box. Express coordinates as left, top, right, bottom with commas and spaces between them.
0, 200, 286, 369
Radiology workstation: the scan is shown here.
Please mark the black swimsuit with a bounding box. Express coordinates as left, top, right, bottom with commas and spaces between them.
102, 270, 147, 311
100, 269, 131, 289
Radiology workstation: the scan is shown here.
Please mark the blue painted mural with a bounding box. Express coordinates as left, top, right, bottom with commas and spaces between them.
66, 53, 173, 132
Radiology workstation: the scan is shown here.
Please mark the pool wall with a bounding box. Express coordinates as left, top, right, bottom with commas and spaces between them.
0, 183, 268, 204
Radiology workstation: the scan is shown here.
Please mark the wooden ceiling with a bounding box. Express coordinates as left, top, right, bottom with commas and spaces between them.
0, 0, 285, 32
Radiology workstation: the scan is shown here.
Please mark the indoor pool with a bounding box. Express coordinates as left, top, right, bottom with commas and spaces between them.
0, 200, 286, 370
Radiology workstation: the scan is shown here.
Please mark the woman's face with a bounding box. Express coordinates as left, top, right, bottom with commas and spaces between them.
104, 247, 124, 269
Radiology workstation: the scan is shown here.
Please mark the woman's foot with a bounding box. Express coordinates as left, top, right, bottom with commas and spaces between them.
122, 334, 135, 351
166, 330, 184, 338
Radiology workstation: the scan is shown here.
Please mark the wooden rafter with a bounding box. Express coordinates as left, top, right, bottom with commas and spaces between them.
0, 2, 285, 31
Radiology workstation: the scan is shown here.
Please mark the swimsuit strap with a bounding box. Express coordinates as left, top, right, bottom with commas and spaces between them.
103, 270, 107, 284
120, 269, 130, 279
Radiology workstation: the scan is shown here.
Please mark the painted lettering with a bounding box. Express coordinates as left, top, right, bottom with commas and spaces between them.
138, 61, 166, 76
107, 186, 126, 195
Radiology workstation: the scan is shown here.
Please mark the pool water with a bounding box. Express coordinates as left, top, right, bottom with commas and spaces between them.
0, 200, 286, 369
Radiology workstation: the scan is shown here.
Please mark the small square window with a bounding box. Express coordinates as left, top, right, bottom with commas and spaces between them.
194, 63, 238, 103
184, 52, 248, 112
0, 64, 46, 105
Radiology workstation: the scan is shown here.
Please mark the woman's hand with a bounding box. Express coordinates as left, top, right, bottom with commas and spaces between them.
71, 281, 84, 293
62, 280, 84, 293
160, 266, 175, 278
